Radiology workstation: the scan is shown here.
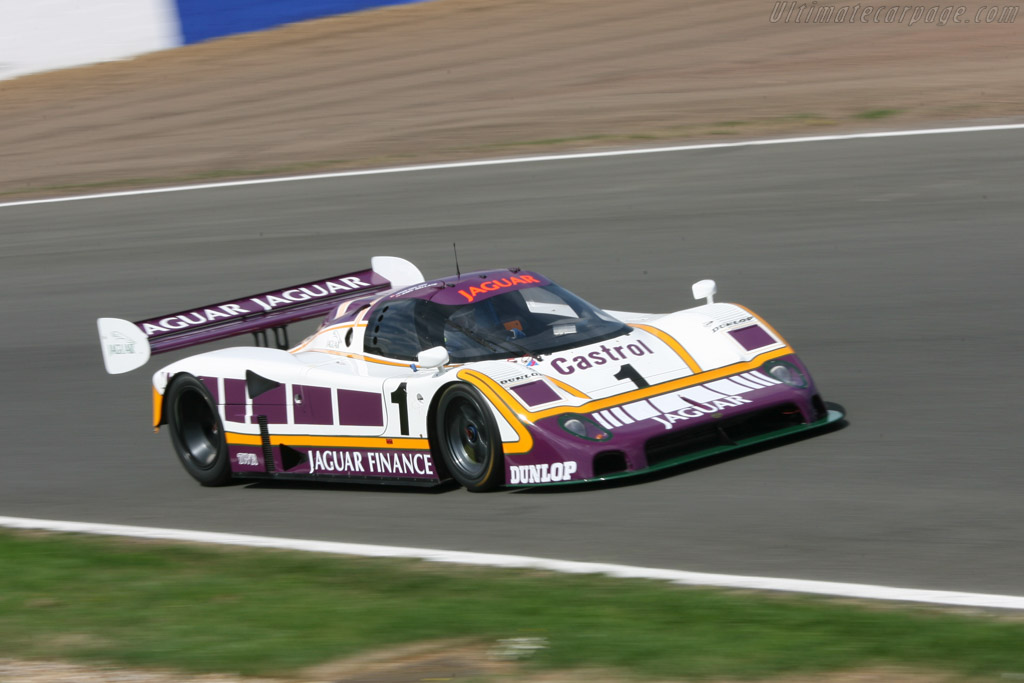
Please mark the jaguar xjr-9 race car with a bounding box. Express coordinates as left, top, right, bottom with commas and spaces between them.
98, 256, 843, 491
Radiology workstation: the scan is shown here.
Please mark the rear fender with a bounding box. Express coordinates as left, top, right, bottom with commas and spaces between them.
152, 347, 307, 430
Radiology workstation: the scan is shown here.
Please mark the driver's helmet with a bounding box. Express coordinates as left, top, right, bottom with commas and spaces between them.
473, 294, 527, 339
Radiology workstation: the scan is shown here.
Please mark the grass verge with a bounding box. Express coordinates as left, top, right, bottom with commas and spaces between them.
854, 109, 903, 120
2, 530, 1022, 680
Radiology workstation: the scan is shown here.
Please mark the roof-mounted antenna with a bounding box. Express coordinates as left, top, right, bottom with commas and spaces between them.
453, 242, 461, 278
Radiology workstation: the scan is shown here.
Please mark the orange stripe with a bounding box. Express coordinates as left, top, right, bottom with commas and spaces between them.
227, 345, 792, 456
152, 387, 164, 431
631, 324, 702, 373
289, 322, 363, 354
547, 376, 589, 399
526, 346, 794, 421
293, 347, 412, 367
733, 304, 790, 348
226, 432, 430, 450
456, 369, 535, 454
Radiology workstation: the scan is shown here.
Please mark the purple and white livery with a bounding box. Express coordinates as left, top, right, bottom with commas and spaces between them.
98, 256, 843, 492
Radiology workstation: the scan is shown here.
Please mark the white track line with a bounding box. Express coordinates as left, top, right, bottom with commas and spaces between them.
3, 122, 1024, 209
3, 515, 1023, 610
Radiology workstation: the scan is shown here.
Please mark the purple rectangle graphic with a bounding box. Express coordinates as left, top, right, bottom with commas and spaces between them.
295, 385, 334, 425
337, 389, 384, 427
511, 380, 560, 407
728, 325, 776, 351
251, 384, 288, 424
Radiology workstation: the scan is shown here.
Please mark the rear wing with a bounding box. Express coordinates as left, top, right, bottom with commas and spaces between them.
98, 256, 423, 374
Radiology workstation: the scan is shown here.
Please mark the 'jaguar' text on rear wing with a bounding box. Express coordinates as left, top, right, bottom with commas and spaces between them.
97, 256, 422, 374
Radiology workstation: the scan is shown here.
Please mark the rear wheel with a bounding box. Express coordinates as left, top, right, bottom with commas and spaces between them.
435, 384, 504, 492
166, 375, 231, 486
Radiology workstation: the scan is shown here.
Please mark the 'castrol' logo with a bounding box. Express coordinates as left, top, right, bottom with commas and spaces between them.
549, 339, 655, 375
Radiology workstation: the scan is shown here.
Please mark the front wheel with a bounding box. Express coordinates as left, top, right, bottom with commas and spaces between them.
166, 375, 232, 486
435, 384, 505, 492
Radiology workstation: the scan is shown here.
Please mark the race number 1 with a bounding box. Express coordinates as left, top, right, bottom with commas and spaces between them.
389, 382, 410, 435
613, 363, 649, 389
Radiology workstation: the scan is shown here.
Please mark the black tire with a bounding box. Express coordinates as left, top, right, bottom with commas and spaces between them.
166, 374, 232, 487
434, 384, 505, 492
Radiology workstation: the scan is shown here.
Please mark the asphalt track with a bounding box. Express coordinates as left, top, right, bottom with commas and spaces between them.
2, 129, 1022, 596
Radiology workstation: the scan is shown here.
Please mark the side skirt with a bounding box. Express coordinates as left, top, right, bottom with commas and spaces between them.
232, 471, 445, 488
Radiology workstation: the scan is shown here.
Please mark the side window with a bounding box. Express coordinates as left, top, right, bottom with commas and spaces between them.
363, 300, 423, 361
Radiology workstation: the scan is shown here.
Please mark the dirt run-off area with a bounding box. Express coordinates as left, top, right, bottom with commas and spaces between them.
0, 0, 1021, 199
0, 656, 1008, 683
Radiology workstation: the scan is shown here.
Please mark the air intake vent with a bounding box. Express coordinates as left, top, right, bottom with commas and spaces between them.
811, 394, 827, 422
593, 451, 628, 477
280, 445, 306, 473
247, 370, 280, 399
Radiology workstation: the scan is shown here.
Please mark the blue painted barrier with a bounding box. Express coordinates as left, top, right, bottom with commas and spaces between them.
174, 0, 429, 44
1, 0, 435, 81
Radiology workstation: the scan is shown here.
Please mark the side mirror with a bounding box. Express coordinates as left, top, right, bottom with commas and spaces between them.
691, 279, 717, 305
416, 346, 450, 369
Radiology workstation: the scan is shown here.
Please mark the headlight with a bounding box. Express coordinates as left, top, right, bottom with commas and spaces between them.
558, 414, 611, 441
763, 360, 807, 388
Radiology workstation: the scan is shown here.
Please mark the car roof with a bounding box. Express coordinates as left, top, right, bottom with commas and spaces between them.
386, 268, 552, 306
323, 268, 552, 326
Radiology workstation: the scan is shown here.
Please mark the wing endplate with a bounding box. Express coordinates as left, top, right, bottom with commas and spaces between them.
97, 317, 151, 374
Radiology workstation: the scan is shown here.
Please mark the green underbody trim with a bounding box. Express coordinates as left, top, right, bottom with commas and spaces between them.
507, 409, 845, 488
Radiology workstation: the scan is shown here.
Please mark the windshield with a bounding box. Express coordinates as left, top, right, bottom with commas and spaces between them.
363, 283, 629, 363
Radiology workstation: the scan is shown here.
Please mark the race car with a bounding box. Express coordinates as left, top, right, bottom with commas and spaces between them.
98, 256, 843, 492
